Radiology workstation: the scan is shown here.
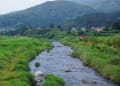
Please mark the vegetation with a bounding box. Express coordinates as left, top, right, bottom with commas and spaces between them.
67, 0, 120, 13
0, 0, 120, 86
60, 35, 120, 84
64, 11, 120, 28
42, 74, 65, 86
112, 19, 120, 30
0, 36, 52, 86
35, 62, 40, 67
0, 27, 67, 39
0, 1, 95, 28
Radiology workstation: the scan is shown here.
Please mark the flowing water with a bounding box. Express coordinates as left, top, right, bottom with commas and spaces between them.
29, 42, 118, 86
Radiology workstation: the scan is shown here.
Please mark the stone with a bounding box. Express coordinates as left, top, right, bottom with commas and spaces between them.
64, 68, 72, 72
81, 79, 97, 84
81, 79, 89, 84
91, 80, 97, 84
34, 71, 44, 82
72, 66, 81, 69
56, 46, 62, 47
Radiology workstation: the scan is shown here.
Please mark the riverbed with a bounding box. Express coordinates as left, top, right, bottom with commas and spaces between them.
29, 42, 118, 86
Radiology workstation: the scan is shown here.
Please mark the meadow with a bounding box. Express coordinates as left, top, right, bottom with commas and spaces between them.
0, 36, 52, 86
60, 35, 120, 84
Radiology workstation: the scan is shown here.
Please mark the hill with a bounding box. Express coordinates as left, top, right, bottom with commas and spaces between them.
64, 11, 120, 28
66, 0, 120, 12
112, 19, 120, 30
0, 1, 95, 28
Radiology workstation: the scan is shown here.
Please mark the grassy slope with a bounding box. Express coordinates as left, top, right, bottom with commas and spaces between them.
60, 36, 120, 84
0, 36, 52, 86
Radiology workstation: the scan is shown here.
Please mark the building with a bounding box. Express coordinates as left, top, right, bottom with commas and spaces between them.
91, 27, 105, 32
80, 27, 86, 32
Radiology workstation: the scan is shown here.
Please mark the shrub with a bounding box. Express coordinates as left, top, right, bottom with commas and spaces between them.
35, 62, 40, 67
110, 57, 120, 66
42, 74, 65, 86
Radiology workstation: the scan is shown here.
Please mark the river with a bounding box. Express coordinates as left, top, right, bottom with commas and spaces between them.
29, 42, 118, 86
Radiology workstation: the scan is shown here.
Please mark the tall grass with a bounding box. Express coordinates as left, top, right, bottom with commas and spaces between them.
60, 36, 120, 84
0, 36, 52, 86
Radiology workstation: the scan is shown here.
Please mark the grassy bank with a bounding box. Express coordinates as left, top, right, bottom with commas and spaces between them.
60, 36, 120, 84
42, 74, 65, 86
0, 36, 52, 86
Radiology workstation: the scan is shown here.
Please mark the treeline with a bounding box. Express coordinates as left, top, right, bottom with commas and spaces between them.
64, 11, 120, 28
112, 19, 120, 30
0, 26, 68, 39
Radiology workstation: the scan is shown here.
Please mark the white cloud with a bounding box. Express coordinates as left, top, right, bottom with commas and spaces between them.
0, 0, 55, 15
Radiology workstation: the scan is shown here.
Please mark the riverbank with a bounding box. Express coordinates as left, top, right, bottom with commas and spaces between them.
29, 41, 118, 86
0, 36, 52, 86
60, 36, 120, 84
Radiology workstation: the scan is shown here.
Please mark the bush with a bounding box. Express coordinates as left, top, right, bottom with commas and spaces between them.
35, 62, 40, 67
110, 57, 120, 66
42, 74, 65, 86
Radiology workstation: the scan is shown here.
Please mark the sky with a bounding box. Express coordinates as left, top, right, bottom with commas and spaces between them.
0, 0, 55, 15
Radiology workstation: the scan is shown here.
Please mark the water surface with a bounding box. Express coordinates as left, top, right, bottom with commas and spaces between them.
29, 42, 118, 86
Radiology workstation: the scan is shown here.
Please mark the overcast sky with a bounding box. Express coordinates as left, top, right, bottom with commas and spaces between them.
0, 0, 55, 15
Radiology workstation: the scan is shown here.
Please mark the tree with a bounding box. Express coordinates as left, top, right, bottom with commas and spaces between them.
112, 19, 120, 30
49, 24, 55, 28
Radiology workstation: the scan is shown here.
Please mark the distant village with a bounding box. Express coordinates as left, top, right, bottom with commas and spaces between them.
71, 26, 105, 32
71, 26, 106, 40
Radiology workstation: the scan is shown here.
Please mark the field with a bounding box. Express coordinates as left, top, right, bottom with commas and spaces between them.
60, 35, 120, 83
0, 36, 52, 86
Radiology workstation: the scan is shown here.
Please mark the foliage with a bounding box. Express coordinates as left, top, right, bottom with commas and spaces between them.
35, 62, 40, 67
0, 1, 95, 28
42, 74, 65, 86
1, 27, 68, 40
64, 11, 120, 28
67, 0, 120, 13
112, 19, 120, 30
0, 36, 52, 86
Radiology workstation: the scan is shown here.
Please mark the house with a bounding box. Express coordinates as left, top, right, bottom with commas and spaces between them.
80, 27, 86, 31
91, 27, 105, 32
71, 27, 77, 31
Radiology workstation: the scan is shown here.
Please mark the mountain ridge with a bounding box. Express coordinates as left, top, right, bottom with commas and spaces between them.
66, 0, 120, 12
64, 11, 120, 28
0, 0, 95, 28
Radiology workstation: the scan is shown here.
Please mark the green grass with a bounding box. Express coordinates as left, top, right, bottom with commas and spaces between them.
42, 74, 65, 86
60, 36, 120, 84
0, 36, 52, 86
86, 35, 120, 50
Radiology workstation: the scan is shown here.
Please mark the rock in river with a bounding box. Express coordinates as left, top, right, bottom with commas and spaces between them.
64, 68, 72, 72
